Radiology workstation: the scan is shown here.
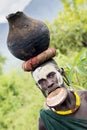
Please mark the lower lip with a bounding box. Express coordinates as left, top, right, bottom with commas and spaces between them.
46, 87, 67, 107
48, 86, 60, 94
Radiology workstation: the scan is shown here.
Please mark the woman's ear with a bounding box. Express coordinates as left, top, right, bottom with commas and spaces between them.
58, 68, 65, 75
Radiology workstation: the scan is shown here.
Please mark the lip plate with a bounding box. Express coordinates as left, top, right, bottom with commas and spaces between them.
46, 87, 67, 107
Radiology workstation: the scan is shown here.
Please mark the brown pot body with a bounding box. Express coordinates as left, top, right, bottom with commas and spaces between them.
7, 11, 50, 61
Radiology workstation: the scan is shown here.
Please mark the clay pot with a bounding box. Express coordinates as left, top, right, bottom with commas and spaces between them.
6, 11, 50, 61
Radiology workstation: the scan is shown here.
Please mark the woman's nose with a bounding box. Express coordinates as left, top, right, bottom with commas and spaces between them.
47, 80, 54, 88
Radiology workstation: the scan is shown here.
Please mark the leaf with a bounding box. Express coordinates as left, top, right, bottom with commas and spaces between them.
75, 0, 84, 4
75, 66, 87, 75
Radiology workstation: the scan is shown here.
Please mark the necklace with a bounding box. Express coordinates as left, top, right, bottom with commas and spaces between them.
54, 91, 81, 115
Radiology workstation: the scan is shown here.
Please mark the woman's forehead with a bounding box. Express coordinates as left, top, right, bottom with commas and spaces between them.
33, 64, 57, 82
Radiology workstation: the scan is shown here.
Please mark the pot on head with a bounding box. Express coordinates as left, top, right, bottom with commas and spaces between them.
6, 11, 50, 61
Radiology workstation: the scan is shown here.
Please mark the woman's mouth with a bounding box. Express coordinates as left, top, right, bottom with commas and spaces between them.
47, 85, 61, 95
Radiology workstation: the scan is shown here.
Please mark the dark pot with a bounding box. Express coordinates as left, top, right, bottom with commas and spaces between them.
6, 11, 50, 61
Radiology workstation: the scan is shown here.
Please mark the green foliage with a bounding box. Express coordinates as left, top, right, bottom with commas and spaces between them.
0, 70, 45, 130
47, 0, 87, 53
65, 48, 87, 89
0, 54, 6, 74
54, 48, 87, 90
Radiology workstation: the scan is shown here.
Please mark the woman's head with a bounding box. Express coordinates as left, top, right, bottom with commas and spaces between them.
32, 59, 64, 96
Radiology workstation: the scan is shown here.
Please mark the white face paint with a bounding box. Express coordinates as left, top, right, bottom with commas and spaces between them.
32, 63, 63, 89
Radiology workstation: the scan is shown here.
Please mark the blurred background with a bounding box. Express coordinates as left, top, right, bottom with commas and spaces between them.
0, 0, 87, 130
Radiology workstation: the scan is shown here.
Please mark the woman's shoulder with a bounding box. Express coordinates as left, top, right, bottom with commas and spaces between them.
77, 90, 87, 101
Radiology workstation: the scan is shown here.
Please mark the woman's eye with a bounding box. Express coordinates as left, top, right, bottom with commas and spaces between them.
38, 79, 46, 85
48, 72, 55, 78
49, 74, 53, 78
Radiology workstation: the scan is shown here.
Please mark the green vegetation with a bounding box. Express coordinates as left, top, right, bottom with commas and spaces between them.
0, 54, 6, 74
47, 0, 87, 53
0, 0, 87, 129
0, 71, 45, 130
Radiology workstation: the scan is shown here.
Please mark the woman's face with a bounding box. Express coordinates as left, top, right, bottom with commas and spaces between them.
33, 64, 63, 96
